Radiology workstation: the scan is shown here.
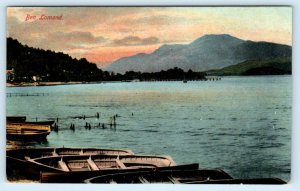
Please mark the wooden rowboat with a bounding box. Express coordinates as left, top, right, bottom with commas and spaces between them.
84, 169, 233, 184
40, 163, 200, 183
6, 129, 50, 141
7, 147, 134, 180
27, 154, 177, 173
11, 154, 176, 180
7, 116, 55, 127
84, 169, 285, 184
7, 116, 26, 123
6, 123, 52, 141
21, 154, 176, 180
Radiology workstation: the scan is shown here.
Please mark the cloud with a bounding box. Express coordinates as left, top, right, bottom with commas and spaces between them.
32, 31, 106, 52
129, 15, 202, 26
110, 36, 160, 46
7, 7, 292, 65
49, 31, 106, 46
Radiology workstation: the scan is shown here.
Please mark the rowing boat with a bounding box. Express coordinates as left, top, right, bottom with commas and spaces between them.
40, 163, 199, 183
7, 116, 26, 123
7, 123, 52, 141
84, 168, 233, 184
27, 154, 176, 173
6, 129, 50, 141
21, 154, 176, 179
7, 147, 134, 180
14, 154, 176, 180
84, 169, 286, 184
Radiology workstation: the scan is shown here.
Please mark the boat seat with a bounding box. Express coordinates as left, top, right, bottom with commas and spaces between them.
168, 176, 180, 184
58, 160, 70, 172
115, 159, 126, 169
138, 176, 149, 183
52, 150, 59, 156
79, 149, 84, 155
87, 158, 99, 171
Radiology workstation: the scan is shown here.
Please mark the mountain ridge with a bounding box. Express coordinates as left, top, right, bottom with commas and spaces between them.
105, 34, 291, 73
206, 57, 291, 76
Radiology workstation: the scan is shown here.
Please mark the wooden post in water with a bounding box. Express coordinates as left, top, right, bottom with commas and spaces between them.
54, 123, 59, 132
70, 123, 75, 131
113, 115, 116, 128
109, 117, 112, 128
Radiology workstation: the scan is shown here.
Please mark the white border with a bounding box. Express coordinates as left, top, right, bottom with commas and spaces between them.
1, 1, 299, 191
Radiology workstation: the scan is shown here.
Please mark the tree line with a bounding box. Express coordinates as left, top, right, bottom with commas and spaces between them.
7, 38, 206, 82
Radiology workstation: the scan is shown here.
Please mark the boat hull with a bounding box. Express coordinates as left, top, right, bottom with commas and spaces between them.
17, 154, 176, 180
184, 178, 286, 184
41, 164, 200, 183
6, 131, 50, 141
85, 168, 233, 184
7, 116, 26, 123
6, 147, 134, 180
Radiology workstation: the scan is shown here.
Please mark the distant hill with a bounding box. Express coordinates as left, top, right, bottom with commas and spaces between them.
7, 37, 104, 82
105, 34, 292, 73
206, 57, 291, 76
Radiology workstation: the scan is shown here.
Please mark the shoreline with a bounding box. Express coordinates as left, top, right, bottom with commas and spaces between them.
6, 75, 291, 87
6, 81, 84, 87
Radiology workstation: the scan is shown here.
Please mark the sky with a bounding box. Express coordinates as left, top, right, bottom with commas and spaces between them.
7, 7, 292, 68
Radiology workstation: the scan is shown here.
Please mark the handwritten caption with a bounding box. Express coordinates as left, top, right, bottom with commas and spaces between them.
25, 14, 63, 21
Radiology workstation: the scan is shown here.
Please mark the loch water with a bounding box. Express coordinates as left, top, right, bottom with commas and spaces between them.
6, 76, 292, 181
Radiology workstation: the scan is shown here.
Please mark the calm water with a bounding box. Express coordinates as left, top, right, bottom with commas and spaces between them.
6, 76, 292, 181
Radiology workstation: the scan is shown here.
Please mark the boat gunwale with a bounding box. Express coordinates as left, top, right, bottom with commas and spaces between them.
30, 154, 176, 164
27, 154, 177, 172
6, 147, 135, 163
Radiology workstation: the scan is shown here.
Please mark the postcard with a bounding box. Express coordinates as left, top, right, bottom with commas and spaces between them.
6, 6, 292, 184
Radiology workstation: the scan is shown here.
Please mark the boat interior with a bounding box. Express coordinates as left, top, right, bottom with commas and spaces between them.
31, 155, 176, 172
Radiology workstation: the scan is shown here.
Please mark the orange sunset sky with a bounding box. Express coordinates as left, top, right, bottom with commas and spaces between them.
7, 7, 292, 68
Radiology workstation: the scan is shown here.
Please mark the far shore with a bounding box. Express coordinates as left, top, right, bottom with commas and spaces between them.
6, 81, 84, 87
6, 75, 291, 87
6, 79, 209, 87
6, 81, 139, 87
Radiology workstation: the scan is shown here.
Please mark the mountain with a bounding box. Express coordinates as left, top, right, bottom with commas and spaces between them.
105, 34, 292, 73
206, 57, 291, 76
